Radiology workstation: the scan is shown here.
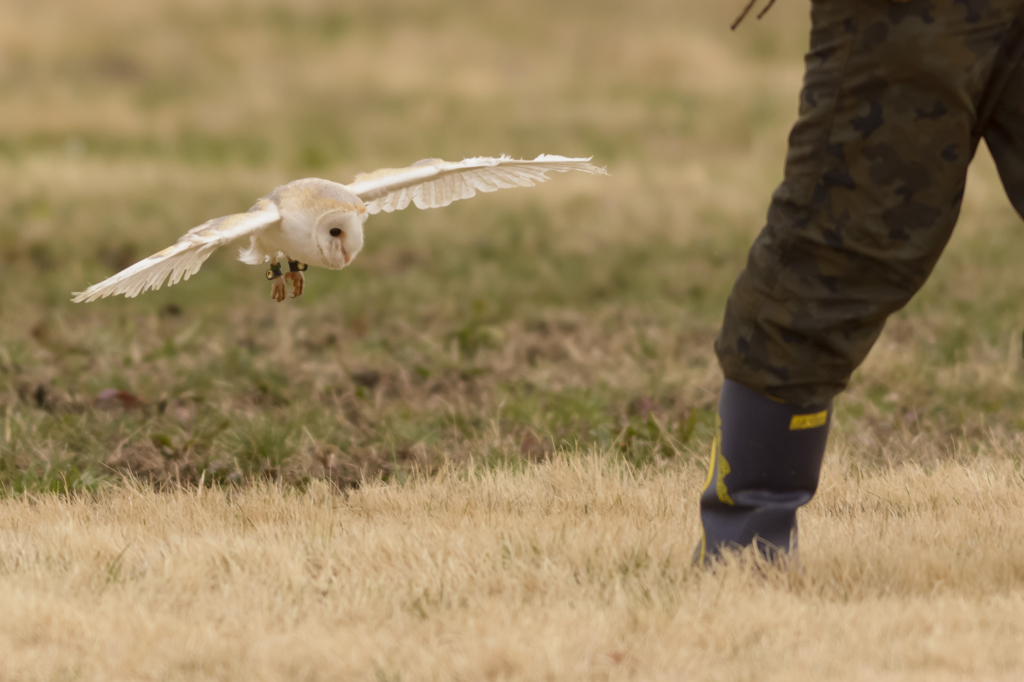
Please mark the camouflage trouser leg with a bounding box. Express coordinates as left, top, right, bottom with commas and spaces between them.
716, 0, 1024, 406
988, 22, 1024, 216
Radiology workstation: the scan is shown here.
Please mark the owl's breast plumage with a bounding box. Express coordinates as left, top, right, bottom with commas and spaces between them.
239, 180, 364, 268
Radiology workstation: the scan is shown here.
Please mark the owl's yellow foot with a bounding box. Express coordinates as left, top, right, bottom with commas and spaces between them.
267, 262, 286, 302
285, 261, 307, 298
271, 279, 286, 302
284, 272, 304, 298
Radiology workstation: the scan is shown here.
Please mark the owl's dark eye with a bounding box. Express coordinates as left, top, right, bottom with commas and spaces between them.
329, 228, 342, 237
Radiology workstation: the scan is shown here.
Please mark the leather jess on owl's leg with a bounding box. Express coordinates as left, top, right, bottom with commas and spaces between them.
267, 260, 287, 302
284, 260, 307, 298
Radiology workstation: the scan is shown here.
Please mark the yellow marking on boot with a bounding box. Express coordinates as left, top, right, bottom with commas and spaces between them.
715, 451, 733, 506
700, 415, 734, 505
789, 410, 828, 430
700, 415, 721, 494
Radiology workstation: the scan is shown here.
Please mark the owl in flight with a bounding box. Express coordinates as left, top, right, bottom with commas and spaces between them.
72, 155, 605, 303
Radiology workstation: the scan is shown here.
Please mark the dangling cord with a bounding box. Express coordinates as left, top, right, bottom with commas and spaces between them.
731, 0, 757, 30
731, 0, 778, 31
757, 0, 778, 20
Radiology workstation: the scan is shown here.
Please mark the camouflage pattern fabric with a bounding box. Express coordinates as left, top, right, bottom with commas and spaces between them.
716, 0, 1024, 406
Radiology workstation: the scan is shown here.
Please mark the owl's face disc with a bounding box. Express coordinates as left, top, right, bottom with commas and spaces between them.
314, 209, 366, 270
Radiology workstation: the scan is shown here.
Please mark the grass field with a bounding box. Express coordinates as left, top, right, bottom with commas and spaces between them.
1, 0, 1024, 679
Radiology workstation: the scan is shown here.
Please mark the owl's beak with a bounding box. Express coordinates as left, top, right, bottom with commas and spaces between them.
342, 247, 352, 265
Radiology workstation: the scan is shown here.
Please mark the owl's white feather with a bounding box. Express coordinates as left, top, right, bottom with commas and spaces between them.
346, 155, 607, 214
72, 206, 281, 302
73, 155, 605, 303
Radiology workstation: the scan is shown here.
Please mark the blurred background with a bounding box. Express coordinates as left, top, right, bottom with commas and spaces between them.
1, 0, 1021, 491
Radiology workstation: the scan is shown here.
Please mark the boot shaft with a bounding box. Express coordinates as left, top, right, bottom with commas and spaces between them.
696, 380, 832, 564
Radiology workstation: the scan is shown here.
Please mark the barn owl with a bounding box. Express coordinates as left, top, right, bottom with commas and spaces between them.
72, 155, 606, 303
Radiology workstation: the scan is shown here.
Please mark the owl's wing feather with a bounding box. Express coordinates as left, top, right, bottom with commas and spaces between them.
346, 155, 607, 215
72, 206, 281, 302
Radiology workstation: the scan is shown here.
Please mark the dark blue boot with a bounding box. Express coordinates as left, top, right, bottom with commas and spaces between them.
694, 380, 832, 565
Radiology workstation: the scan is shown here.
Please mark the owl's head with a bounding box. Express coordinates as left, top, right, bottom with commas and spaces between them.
315, 208, 366, 270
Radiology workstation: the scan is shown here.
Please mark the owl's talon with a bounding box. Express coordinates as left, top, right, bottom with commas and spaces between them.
284, 271, 304, 298
267, 262, 286, 302
271, 278, 286, 302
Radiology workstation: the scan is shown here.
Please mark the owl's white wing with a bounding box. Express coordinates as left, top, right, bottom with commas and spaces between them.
72, 204, 281, 302
345, 154, 606, 215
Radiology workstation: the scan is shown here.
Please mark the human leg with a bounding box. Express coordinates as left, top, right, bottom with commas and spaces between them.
985, 16, 1024, 218
699, 0, 1024, 563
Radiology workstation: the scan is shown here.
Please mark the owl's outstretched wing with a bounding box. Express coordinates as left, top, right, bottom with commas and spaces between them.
72, 204, 281, 302
345, 155, 606, 215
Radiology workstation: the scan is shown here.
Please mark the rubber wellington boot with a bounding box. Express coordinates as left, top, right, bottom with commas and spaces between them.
693, 379, 831, 566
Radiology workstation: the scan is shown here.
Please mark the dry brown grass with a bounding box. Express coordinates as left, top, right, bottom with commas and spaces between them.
2, 451, 1023, 681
